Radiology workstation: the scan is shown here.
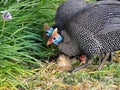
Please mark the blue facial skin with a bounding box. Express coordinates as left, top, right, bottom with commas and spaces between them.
53, 34, 63, 45
45, 27, 54, 37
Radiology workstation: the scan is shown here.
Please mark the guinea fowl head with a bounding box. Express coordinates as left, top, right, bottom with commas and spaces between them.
44, 23, 54, 37
47, 28, 63, 46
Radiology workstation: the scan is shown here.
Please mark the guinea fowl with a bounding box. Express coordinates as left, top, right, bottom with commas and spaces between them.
44, 0, 114, 61
47, 0, 120, 72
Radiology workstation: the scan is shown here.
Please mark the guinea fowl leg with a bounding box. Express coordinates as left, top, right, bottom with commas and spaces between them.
98, 52, 113, 63
107, 52, 114, 62
71, 59, 93, 72
97, 52, 110, 70
98, 53, 104, 63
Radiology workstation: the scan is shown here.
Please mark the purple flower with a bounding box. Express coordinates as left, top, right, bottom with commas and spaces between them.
1, 11, 12, 20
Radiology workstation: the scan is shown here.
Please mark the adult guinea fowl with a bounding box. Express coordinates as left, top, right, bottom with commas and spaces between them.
44, 0, 113, 62
47, 0, 120, 72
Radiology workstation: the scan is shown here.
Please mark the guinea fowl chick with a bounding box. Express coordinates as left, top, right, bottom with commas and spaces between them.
57, 54, 72, 72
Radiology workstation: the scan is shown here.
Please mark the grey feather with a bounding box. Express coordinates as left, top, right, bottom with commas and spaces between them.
95, 24, 120, 52
58, 31, 81, 57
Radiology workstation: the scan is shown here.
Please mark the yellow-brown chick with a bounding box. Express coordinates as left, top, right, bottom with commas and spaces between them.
57, 54, 72, 72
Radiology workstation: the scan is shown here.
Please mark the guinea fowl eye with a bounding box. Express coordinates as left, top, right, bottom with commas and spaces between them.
53, 37, 56, 40
45, 31, 48, 33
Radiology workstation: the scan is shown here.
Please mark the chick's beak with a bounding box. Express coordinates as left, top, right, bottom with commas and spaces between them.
47, 38, 53, 46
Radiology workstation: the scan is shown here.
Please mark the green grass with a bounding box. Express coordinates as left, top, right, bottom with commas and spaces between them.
0, 0, 63, 89
12, 61, 119, 90
0, 0, 120, 90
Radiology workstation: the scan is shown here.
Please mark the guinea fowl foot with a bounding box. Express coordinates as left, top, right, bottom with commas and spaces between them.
71, 59, 93, 73
97, 52, 110, 70
80, 54, 87, 64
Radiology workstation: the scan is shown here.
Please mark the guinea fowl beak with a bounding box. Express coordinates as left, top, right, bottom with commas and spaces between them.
47, 38, 53, 46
